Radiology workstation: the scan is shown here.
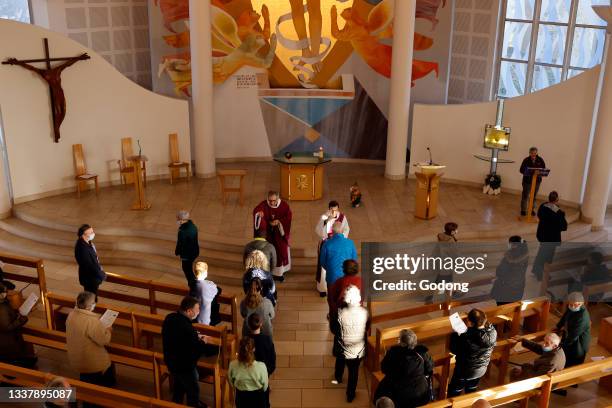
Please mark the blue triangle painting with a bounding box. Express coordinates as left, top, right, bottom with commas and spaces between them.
262, 97, 352, 126
279, 135, 350, 158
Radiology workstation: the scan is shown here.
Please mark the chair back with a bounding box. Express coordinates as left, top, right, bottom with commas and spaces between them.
121, 137, 134, 164
72, 144, 87, 176
169, 133, 181, 163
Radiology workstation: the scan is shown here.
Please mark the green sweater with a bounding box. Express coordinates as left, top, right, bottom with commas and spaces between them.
228, 360, 268, 391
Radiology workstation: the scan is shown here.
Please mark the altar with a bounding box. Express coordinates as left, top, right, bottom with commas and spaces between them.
274, 153, 331, 201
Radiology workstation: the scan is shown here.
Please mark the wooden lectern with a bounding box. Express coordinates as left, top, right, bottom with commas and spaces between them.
414, 164, 445, 220
521, 167, 550, 223
128, 155, 150, 210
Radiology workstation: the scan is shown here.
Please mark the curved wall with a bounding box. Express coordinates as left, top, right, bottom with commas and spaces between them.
410, 68, 600, 205
0, 19, 190, 203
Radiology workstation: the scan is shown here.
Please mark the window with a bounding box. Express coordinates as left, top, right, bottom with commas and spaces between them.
496, 0, 608, 98
0, 0, 31, 23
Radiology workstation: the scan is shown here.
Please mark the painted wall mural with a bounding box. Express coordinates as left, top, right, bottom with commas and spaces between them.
149, 0, 451, 160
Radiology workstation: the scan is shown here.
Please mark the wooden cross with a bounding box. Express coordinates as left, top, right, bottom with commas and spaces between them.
2, 38, 90, 143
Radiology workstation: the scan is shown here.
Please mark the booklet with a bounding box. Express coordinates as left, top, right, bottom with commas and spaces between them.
99, 309, 119, 328
18, 292, 39, 316
449, 312, 468, 334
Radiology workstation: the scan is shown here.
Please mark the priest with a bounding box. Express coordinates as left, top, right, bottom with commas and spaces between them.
315, 200, 350, 296
253, 191, 292, 282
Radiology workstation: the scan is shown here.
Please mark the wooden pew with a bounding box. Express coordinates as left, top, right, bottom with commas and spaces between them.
97, 272, 239, 334
45, 292, 234, 371
0, 361, 185, 408
541, 254, 612, 297
0, 252, 51, 328
422, 357, 612, 408
371, 298, 550, 372
20, 325, 223, 408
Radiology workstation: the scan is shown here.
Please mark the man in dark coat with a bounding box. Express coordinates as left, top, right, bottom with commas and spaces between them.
519, 147, 546, 216
162, 296, 212, 407
510, 332, 566, 380
374, 329, 434, 407
555, 292, 591, 368
74, 224, 105, 297
448, 309, 497, 397
532, 191, 567, 281
491, 236, 528, 304
243, 228, 277, 273
175, 211, 200, 292
0, 282, 37, 368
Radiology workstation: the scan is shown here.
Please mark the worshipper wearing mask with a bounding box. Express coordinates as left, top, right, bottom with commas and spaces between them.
447, 309, 497, 397
315, 200, 350, 297
191, 258, 222, 326
490, 236, 529, 305
0, 282, 37, 369
65, 292, 116, 391
175, 210, 200, 293
330, 285, 369, 403
373, 328, 434, 407
74, 224, 105, 298
253, 191, 292, 282
162, 296, 214, 407
243, 228, 277, 274
554, 292, 591, 368
240, 278, 275, 337
509, 332, 566, 381
228, 336, 269, 408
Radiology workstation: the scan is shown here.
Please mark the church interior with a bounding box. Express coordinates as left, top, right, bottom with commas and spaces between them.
0, 0, 611, 407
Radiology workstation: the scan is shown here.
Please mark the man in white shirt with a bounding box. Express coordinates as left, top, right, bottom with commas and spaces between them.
315, 200, 350, 296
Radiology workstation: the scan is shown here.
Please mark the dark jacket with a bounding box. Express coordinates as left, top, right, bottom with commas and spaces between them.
519, 339, 566, 378
175, 220, 200, 261
374, 344, 434, 407
450, 324, 497, 379
519, 155, 546, 184
536, 203, 567, 242
0, 266, 15, 290
0, 297, 29, 361
250, 333, 276, 376
162, 311, 209, 372
243, 238, 277, 273
242, 268, 276, 306
556, 307, 591, 367
491, 245, 528, 303
74, 239, 105, 288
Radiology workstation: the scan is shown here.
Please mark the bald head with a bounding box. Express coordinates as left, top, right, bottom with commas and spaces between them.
472, 399, 492, 408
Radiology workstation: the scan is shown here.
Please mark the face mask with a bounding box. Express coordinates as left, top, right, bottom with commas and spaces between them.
569, 305, 582, 312
90, 303, 96, 311
508, 243, 513, 250
542, 346, 553, 352
88, 233, 95, 241
177, 221, 182, 226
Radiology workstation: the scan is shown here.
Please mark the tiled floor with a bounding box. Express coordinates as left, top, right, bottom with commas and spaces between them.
5, 162, 612, 407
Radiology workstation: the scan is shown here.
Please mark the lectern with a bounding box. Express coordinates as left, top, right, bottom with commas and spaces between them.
414, 164, 445, 220
521, 167, 550, 223
128, 155, 150, 210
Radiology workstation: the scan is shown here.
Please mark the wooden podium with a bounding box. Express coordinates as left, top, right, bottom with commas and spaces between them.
414, 164, 445, 220
274, 154, 331, 201
128, 155, 150, 210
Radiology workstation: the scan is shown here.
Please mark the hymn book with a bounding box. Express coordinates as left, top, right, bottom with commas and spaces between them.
449, 313, 468, 334
99, 309, 119, 328
18, 293, 39, 316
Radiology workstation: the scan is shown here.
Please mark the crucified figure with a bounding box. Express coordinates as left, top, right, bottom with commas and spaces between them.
3, 52, 90, 142
289, 0, 322, 72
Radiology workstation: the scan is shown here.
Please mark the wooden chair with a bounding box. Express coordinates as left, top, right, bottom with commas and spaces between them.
167, 133, 190, 184
216, 169, 247, 206
72, 144, 99, 198
117, 137, 146, 187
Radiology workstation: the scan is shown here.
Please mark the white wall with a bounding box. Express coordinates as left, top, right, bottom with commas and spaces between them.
0, 19, 190, 202
411, 68, 600, 205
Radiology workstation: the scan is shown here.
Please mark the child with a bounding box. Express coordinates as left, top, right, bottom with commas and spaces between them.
247, 313, 276, 376
191, 258, 222, 326
350, 182, 362, 208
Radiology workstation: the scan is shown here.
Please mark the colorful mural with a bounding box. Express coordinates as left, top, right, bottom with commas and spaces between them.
152, 0, 447, 93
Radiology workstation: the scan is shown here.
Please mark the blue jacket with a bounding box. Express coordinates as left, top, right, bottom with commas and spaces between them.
320, 234, 357, 286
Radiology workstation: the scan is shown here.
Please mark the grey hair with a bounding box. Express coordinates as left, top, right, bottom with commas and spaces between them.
375, 396, 395, 408
177, 210, 190, 221
545, 332, 561, 346
567, 291, 584, 303
399, 328, 417, 349
529, 146, 538, 152
472, 399, 492, 408
332, 221, 343, 234
45, 376, 69, 388
76, 291, 96, 309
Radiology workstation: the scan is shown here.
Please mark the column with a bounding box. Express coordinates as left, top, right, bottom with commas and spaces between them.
582, 8, 612, 230
0, 109, 12, 218
384, 0, 417, 180
189, 0, 216, 178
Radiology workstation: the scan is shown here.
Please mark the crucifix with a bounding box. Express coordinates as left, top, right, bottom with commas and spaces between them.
2, 38, 90, 143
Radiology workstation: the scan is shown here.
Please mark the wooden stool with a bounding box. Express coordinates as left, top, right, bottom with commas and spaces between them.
217, 170, 247, 206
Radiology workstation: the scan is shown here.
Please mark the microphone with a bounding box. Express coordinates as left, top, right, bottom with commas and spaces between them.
427, 147, 433, 165
137, 139, 142, 157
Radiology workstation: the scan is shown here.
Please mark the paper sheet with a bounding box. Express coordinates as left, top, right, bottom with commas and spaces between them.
18, 292, 39, 316
99, 309, 119, 328
449, 312, 468, 334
